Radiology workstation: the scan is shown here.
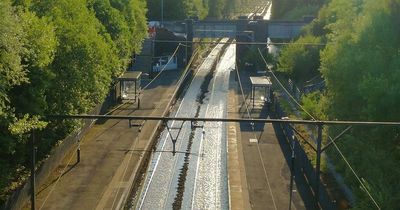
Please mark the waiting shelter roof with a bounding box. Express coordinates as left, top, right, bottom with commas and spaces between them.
250, 76, 272, 87
119, 71, 142, 81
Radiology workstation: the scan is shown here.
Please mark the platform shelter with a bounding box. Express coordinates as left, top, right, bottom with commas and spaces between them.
250, 76, 272, 108
117, 71, 142, 103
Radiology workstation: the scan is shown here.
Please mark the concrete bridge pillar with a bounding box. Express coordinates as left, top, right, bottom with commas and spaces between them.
185, 19, 194, 64
235, 17, 250, 68
252, 20, 268, 70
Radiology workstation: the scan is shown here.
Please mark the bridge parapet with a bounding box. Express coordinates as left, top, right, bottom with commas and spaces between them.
192, 19, 310, 39
156, 18, 312, 40
193, 21, 237, 38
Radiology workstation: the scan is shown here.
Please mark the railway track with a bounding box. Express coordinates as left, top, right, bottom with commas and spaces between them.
247, 1, 272, 19
133, 4, 276, 208
134, 38, 233, 210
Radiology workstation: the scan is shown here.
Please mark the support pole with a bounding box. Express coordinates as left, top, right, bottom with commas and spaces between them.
161, 0, 164, 26
289, 134, 295, 210
252, 86, 255, 108
30, 130, 36, 210
315, 124, 323, 209
137, 95, 141, 109
172, 140, 176, 156
77, 147, 81, 163
184, 23, 188, 66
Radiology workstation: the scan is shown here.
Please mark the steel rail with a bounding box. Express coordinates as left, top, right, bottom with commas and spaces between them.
137, 39, 227, 209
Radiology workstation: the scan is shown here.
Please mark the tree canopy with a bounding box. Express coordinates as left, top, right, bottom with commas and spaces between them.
277, 35, 323, 83
146, 0, 266, 20
275, 0, 400, 208
0, 0, 147, 204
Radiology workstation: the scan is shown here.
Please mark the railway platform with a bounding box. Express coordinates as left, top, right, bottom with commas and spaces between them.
227, 69, 307, 210
33, 71, 180, 210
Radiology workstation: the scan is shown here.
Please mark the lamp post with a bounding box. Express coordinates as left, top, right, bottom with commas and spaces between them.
161, 0, 164, 26
289, 133, 295, 210
30, 130, 36, 210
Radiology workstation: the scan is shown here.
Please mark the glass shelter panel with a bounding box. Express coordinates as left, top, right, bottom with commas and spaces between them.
121, 80, 136, 100
250, 76, 272, 108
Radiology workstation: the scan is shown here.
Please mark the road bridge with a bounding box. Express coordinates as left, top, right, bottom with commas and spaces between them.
162, 17, 311, 39
190, 19, 310, 39
159, 16, 313, 66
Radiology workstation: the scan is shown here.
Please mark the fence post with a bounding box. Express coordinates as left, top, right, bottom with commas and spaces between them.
77, 147, 81, 163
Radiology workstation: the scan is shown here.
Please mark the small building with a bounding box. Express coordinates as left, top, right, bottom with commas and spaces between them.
116, 71, 142, 103
250, 76, 272, 108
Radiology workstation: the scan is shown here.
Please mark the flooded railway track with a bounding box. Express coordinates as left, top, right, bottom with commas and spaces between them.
133, 40, 235, 210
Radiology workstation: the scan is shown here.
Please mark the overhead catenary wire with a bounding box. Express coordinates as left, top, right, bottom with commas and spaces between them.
115, 48, 201, 209
140, 44, 182, 91
256, 48, 382, 209
39, 44, 186, 209
328, 135, 381, 209
47, 114, 400, 126
257, 48, 316, 121
39, 45, 198, 209
152, 39, 328, 46
103, 44, 183, 115
39, 145, 78, 210
234, 53, 277, 209
138, 41, 223, 209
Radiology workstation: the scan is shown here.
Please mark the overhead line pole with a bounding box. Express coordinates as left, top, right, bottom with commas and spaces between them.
161, 0, 164, 26
315, 124, 323, 209
30, 130, 36, 210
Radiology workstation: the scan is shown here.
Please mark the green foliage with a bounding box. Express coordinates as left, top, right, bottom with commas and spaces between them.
0, 0, 27, 117
9, 115, 47, 136
10, 9, 57, 116
300, 91, 326, 120
280, 4, 320, 20
274, 0, 400, 208
277, 35, 323, 83
91, 0, 132, 67
0, 0, 147, 205
208, 0, 225, 18
271, 0, 325, 19
111, 0, 148, 56
145, 0, 265, 20
312, 0, 400, 208
38, 0, 116, 115
147, 0, 205, 20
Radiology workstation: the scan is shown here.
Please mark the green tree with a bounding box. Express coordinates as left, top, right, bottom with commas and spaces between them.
110, 0, 148, 57
0, 0, 26, 117
0, 0, 149, 205
0, 0, 26, 200
319, 0, 400, 208
10, 9, 57, 116
277, 35, 322, 83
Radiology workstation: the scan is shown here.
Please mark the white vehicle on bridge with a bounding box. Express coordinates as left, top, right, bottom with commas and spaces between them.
152, 55, 178, 72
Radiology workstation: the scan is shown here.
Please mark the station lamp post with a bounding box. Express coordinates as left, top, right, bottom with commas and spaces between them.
161, 0, 164, 26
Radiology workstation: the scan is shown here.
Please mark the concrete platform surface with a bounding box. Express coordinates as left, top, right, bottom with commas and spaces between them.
227, 70, 306, 210
33, 71, 179, 210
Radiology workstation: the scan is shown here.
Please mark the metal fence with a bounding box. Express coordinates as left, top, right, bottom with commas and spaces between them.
274, 101, 337, 210
3, 92, 115, 210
